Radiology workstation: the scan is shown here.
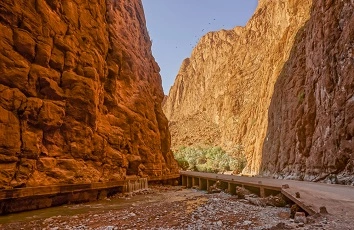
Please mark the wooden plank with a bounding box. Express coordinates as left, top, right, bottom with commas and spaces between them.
0, 181, 126, 201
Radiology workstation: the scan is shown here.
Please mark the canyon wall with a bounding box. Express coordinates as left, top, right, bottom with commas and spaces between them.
262, 0, 354, 184
163, 0, 312, 174
0, 0, 178, 189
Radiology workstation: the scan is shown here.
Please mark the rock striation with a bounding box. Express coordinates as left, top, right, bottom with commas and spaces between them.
262, 0, 354, 184
163, 0, 312, 174
0, 0, 178, 188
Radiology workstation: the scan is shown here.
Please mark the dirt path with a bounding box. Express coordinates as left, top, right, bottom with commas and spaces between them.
0, 186, 350, 229
182, 171, 354, 220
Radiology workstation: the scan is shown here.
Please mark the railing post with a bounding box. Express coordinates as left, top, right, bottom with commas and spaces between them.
182, 175, 186, 186
260, 187, 265, 198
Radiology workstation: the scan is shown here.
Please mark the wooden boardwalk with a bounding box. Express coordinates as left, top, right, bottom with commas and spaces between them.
180, 171, 354, 220
0, 174, 180, 214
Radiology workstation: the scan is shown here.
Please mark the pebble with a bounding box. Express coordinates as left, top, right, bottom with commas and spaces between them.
243, 220, 253, 225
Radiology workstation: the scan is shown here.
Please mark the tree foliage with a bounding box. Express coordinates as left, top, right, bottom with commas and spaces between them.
174, 146, 247, 174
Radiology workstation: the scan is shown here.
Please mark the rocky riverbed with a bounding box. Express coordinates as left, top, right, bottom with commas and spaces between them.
0, 186, 350, 229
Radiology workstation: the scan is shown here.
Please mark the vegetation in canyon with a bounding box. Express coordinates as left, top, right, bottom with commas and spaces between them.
174, 145, 247, 174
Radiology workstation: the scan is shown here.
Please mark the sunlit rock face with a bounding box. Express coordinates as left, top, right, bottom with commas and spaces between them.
262, 0, 354, 184
0, 0, 178, 188
163, 0, 312, 175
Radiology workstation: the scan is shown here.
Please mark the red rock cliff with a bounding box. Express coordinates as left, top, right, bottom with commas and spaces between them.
0, 0, 178, 188
163, 0, 312, 175
262, 0, 354, 184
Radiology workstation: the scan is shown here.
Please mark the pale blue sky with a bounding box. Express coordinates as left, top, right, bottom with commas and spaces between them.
142, 1, 258, 94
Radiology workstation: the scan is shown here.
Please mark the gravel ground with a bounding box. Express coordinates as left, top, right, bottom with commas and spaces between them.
0, 186, 351, 230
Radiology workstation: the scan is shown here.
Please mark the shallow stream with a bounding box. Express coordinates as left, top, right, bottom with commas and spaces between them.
0, 191, 161, 225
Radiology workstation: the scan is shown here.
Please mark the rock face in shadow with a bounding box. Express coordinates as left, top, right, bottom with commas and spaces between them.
262, 0, 354, 184
163, 0, 312, 174
0, 0, 178, 188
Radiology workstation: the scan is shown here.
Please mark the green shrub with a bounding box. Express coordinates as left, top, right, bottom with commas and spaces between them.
298, 90, 305, 103
173, 146, 247, 173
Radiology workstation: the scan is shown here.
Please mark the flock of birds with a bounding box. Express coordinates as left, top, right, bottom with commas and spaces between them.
174, 18, 227, 50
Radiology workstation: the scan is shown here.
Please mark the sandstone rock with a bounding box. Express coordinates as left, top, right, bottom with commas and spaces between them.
13, 29, 36, 60
39, 101, 65, 130
262, 0, 354, 183
0, 0, 178, 188
35, 41, 52, 67
0, 163, 17, 189
207, 181, 222, 194
163, 0, 312, 175
165, 0, 353, 181
290, 204, 300, 219
38, 77, 64, 100
294, 212, 307, 224
21, 128, 43, 159
236, 186, 251, 199
319, 206, 328, 214
0, 106, 21, 156
264, 194, 287, 207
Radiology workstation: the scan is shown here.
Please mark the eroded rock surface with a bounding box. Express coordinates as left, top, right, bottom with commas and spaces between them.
262, 0, 354, 184
163, 0, 312, 174
0, 0, 178, 188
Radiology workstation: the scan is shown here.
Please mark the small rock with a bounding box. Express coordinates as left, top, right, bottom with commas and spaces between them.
295, 192, 300, 198
44, 218, 53, 223
294, 212, 307, 224
216, 220, 223, 226
290, 204, 299, 218
282, 184, 290, 189
243, 220, 252, 225
320, 206, 328, 214
236, 186, 251, 199
104, 226, 115, 230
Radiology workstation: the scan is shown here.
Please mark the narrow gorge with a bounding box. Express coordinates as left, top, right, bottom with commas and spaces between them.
0, 0, 178, 189
163, 0, 313, 175
163, 0, 354, 183
0, 0, 354, 228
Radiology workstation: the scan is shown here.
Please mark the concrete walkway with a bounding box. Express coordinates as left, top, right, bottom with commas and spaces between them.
180, 171, 354, 221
